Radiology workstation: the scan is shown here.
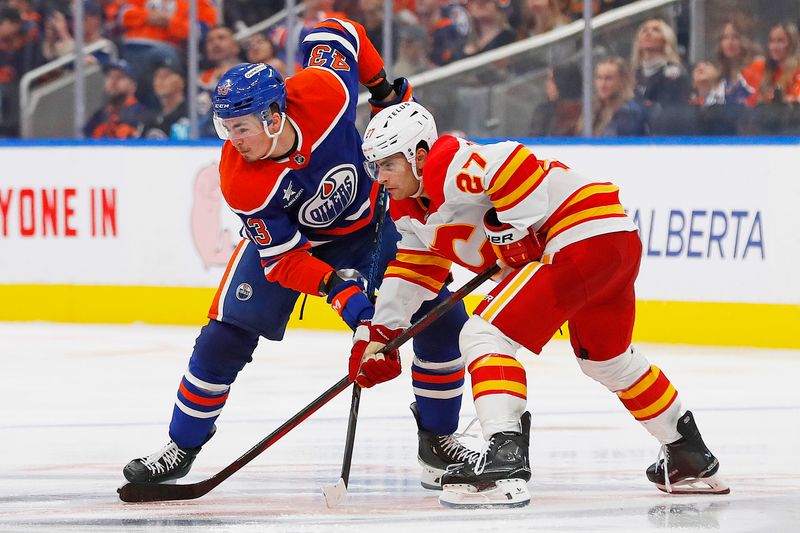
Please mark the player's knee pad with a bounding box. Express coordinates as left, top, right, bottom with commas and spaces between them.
576, 345, 650, 392
459, 315, 520, 367
189, 320, 260, 385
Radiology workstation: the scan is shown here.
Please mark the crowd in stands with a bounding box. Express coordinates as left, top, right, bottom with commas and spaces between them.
0, 0, 798, 139
534, 13, 800, 136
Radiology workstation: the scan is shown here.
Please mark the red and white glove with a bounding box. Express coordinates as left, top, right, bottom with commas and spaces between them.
483, 208, 543, 268
349, 322, 402, 388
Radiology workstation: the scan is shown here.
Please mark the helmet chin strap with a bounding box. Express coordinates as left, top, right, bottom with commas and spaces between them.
260, 112, 287, 160
409, 155, 424, 198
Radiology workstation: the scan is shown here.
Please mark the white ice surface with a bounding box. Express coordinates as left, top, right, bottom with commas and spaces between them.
1, 322, 799, 532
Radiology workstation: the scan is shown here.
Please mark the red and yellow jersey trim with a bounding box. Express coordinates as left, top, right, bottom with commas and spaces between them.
384, 249, 452, 293
539, 182, 628, 244
486, 145, 546, 212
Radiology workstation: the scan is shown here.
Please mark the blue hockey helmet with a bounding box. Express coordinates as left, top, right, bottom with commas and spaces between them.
212, 63, 287, 141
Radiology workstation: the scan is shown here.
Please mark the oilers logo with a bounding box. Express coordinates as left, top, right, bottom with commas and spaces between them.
236, 283, 253, 301
299, 164, 357, 228
217, 79, 232, 96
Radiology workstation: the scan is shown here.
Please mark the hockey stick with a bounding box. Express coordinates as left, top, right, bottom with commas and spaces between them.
117, 263, 500, 503
118, 376, 351, 502
321, 261, 501, 507
322, 185, 387, 508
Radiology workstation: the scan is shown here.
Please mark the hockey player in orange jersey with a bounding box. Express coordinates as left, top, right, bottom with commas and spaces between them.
353, 101, 729, 508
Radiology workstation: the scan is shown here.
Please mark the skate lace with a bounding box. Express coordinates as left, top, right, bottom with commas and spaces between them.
472, 436, 494, 476
437, 434, 481, 463
656, 444, 672, 493
140, 440, 186, 475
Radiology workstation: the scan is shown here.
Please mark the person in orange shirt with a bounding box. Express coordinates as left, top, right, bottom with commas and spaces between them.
743, 22, 800, 105
118, 0, 217, 82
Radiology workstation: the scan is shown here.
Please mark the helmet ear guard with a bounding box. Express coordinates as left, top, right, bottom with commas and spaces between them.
362, 101, 438, 182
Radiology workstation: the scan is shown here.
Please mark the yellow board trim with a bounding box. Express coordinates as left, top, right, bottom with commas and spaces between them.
0, 286, 798, 349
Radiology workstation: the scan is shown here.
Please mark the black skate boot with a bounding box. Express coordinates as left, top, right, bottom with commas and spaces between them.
439, 411, 531, 508
646, 411, 729, 494
123, 426, 216, 483
410, 402, 481, 490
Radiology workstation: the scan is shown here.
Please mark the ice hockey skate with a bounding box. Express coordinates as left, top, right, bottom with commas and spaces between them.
439, 411, 531, 508
123, 426, 216, 483
410, 402, 481, 490
646, 411, 729, 494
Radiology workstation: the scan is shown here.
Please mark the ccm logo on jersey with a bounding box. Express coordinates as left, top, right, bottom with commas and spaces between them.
299, 164, 357, 227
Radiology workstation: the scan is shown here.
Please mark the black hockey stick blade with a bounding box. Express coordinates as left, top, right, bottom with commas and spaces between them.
322, 383, 361, 508
118, 376, 351, 503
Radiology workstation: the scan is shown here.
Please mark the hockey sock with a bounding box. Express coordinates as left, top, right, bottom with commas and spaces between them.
169, 367, 230, 449
168, 320, 257, 449
412, 356, 464, 435
578, 347, 682, 444
469, 353, 527, 439
617, 365, 682, 444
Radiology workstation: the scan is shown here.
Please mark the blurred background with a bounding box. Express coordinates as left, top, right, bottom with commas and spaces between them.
2, 0, 800, 140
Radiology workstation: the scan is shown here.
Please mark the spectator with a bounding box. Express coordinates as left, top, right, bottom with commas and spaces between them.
713, 15, 758, 106
393, 22, 432, 78
518, 0, 569, 39
142, 59, 189, 139
530, 62, 581, 136
244, 31, 286, 78
689, 61, 743, 135
0, 5, 43, 137
42, 1, 110, 65
415, 0, 466, 65
631, 18, 691, 107
357, 0, 400, 61
440, 0, 472, 40
580, 56, 646, 137
463, 0, 516, 57
270, 0, 346, 70
743, 22, 800, 105
197, 25, 241, 107
83, 59, 151, 138
690, 61, 725, 106
118, 0, 217, 83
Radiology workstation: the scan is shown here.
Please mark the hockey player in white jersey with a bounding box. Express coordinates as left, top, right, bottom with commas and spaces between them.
353, 102, 728, 508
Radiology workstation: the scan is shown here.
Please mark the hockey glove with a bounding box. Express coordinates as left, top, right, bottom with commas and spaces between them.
368, 77, 413, 116
483, 208, 543, 268
350, 322, 402, 388
324, 270, 374, 331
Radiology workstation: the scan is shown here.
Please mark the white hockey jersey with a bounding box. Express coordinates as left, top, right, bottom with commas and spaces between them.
373, 135, 637, 330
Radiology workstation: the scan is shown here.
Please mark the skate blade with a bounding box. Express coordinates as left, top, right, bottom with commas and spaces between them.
439, 478, 530, 509
419, 459, 445, 491
656, 473, 730, 495
321, 478, 348, 508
